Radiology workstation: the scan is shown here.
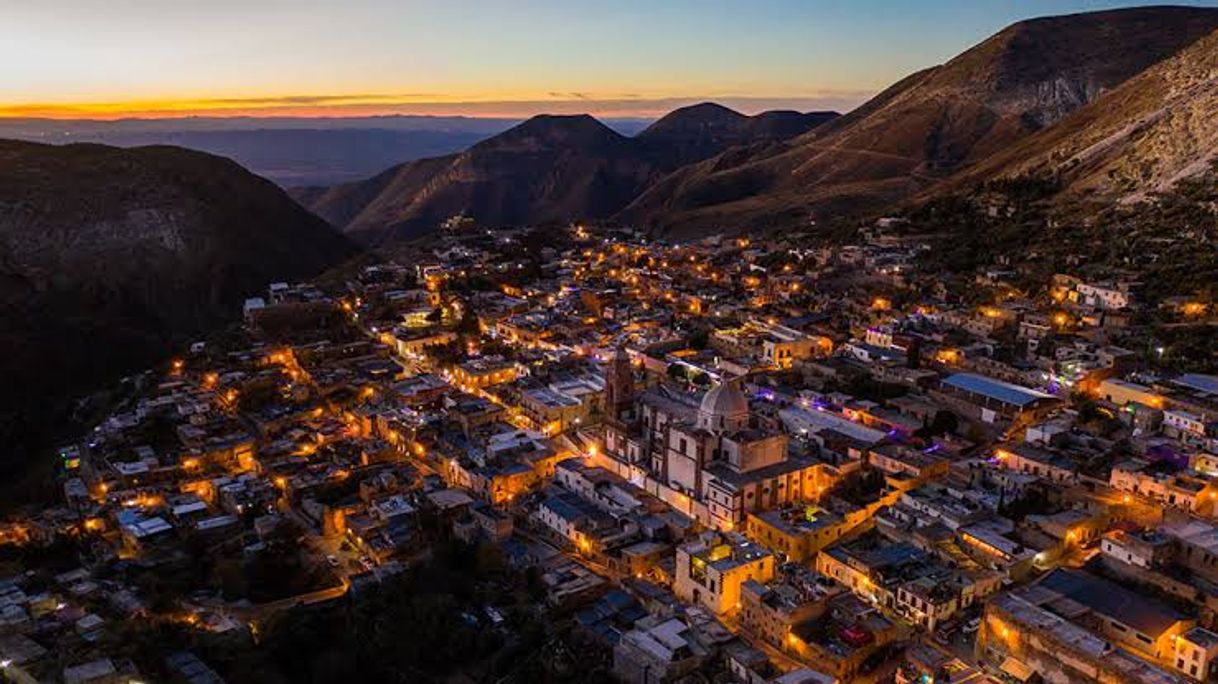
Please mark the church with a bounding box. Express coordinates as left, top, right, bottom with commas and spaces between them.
599, 348, 833, 531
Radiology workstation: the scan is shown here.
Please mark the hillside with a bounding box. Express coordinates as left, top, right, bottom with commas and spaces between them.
620, 6, 1218, 233
0, 139, 359, 473
295, 105, 838, 245
939, 25, 1218, 206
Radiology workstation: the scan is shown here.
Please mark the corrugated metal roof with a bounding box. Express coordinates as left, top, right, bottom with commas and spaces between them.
943, 373, 1053, 407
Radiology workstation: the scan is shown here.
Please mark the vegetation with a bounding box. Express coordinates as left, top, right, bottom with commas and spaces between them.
110, 540, 613, 684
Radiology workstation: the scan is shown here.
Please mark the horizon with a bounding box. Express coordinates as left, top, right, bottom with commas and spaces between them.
7, 0, 1218, 121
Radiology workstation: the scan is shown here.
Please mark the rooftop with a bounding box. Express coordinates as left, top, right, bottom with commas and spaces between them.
942, 373, 1055, 407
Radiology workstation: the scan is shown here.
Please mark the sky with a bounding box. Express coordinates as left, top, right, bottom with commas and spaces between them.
4, 0, 1218, 119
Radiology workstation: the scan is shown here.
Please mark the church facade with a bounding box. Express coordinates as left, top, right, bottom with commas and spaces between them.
599, 351, 834, 531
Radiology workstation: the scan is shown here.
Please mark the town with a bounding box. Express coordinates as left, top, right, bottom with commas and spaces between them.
3, 218, 1218, 684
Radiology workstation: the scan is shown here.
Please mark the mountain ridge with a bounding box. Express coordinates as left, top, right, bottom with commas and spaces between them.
621, 5, 1218, 233
931, 24, 1218, 208
293, 103, 840, 244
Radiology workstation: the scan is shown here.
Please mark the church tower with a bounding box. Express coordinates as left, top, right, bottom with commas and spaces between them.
604, 346, 635, 421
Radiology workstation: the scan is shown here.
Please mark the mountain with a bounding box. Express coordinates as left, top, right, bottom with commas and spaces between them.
635, 102, 837, 166
0, 116, 649, 188
295, 105, 837, 245
621, 6, 1218, 233
938, 24, 1218, 207
44, 129, 500, 186
298, 115, 666, 244
0, 139, 358, 475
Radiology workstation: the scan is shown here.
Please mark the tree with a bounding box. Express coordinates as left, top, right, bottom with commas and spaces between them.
928, 410, 959, 437
456, 302, 481, 337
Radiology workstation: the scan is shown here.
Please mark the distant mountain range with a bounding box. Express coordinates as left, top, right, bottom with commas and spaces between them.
0, 116, 652, 186
0, 140, 357, 472
293, 104, 839, 244
292, 5, 1218, 241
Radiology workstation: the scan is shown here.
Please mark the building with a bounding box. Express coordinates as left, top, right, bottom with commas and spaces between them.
655, 379, 828, 530
613, 615, 709, 684
744, 505, 847, 562
1110, 460, 1218, 517
674, 532, 775, 615
448, 357, 519, 390
536, 490, 633, 554
994, 443, 1080, 484
934, 373, 1061, 426
739, 569, 840, 649
1174, 627, 1218, 682
978, 577, 1193, 684
520, 387, 586, 435
1099, 378, 1165, 409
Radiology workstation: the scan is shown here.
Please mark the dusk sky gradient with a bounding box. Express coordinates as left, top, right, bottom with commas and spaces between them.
5, 0, 1218, 118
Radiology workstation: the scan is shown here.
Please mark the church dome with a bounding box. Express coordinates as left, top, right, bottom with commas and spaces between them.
699, 378, 749, 419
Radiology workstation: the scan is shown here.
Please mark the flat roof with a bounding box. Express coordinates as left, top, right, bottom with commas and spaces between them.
1038, 569, 1186, 636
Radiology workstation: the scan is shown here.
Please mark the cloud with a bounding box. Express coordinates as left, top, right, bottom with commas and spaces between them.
197, 93, 443, 106
0, 90, 878, 120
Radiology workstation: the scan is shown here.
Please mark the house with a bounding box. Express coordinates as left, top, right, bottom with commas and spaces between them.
674, 532, 775, 615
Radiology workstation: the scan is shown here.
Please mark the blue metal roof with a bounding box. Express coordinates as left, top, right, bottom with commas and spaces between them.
1177, 374, 1218, 396
942, 373, 1053, 407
